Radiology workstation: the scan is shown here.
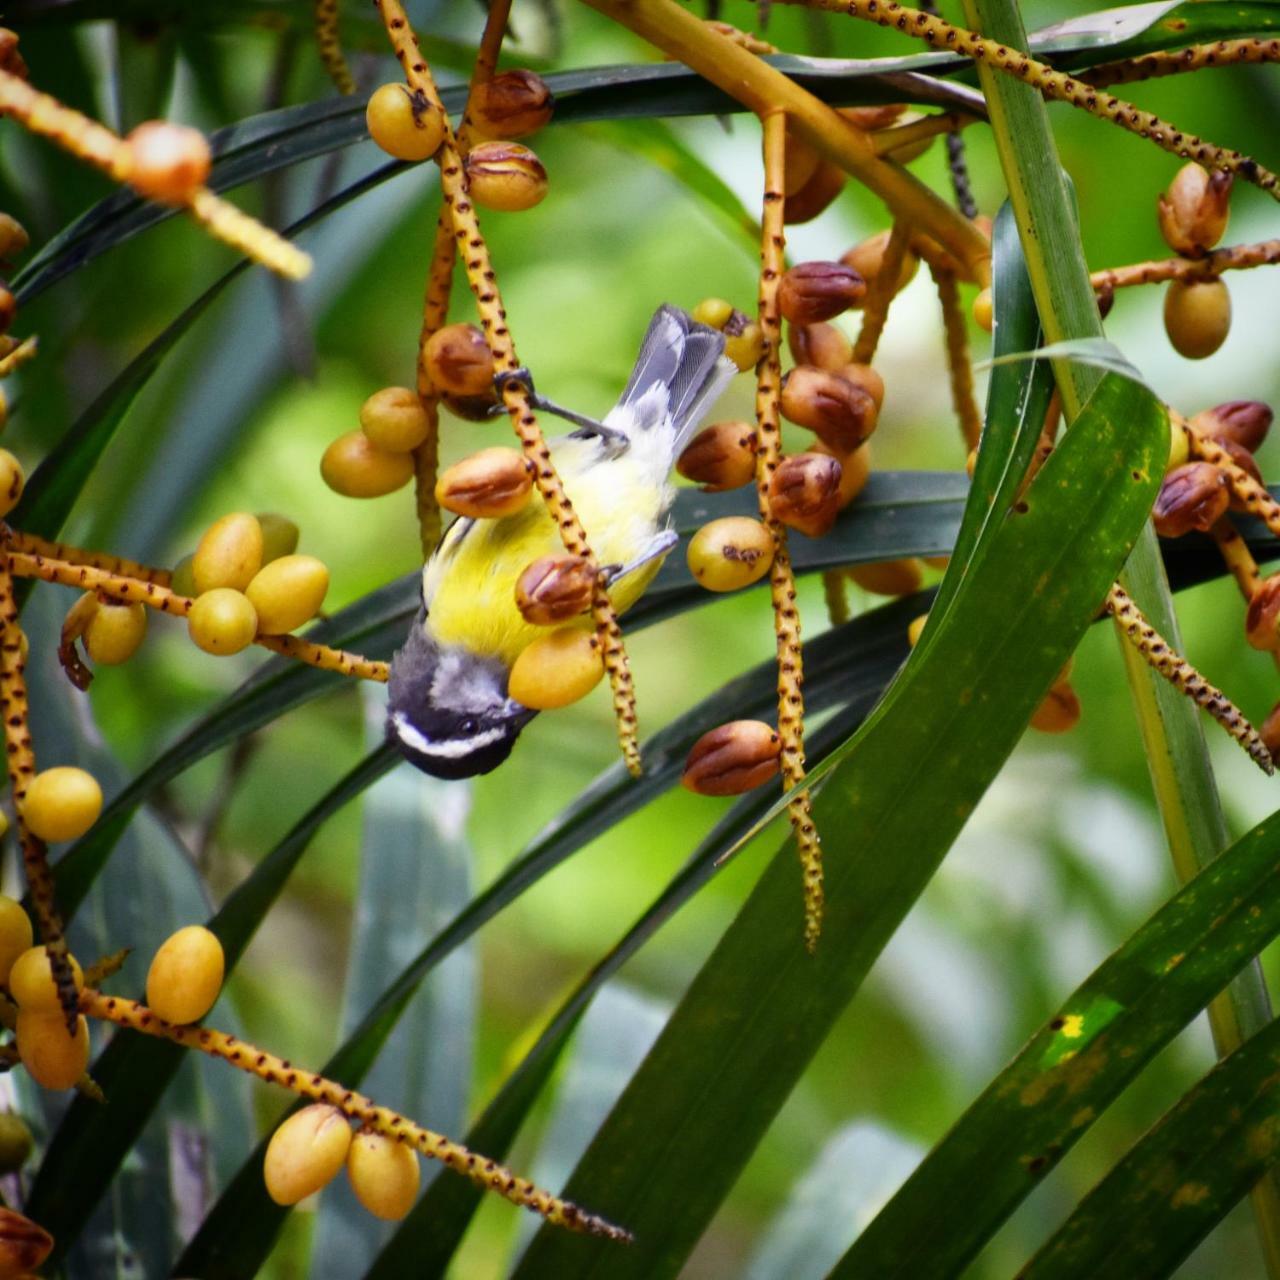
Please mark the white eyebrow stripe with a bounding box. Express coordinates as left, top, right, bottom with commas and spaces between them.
392, 713, 504, 760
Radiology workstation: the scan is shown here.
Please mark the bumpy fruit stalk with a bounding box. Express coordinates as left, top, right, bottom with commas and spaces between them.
1184, 417, 1280, 539
5, 550, 388, 682
81, 989, 630, 1241
754, 111, 824, 952
0, 68, 310, 277
785, 0, 1280, 200
1107, 583, 1272, 772
313, 0, 355, 94
851, 222, 910, 365
5, 530, 171, 586
0, 565, 77, 1031
376, 0, 641, 775
1091, 238, 1280, 295
1079, 37, 1280, 88
930, 263, 982, 450
1212, 519, 1261, 599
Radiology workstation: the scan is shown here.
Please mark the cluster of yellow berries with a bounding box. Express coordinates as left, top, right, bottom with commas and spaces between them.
0, 907, 225, 1092
364, 68, 553, 213
321, 386, 430, 499
171, 512, 326, 655
264, 1104, 420, 1221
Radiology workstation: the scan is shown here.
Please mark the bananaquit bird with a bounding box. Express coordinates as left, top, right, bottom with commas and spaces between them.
386, 304, 736, 779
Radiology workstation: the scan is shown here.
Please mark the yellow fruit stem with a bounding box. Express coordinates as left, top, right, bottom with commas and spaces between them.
0, 336, 38, 379
376, 0, 642, 775
1080, 37, 1280, 88
0, 565, 78, 1033
1212, 518, 1262, 599
580, 0, 991, 283
870, 110, 974, 157
781, 0, 1280, 199
411, 0, 513, 558
313, 0, 355, 95
1107, 582, 1272, 772
1091, 239, 1280, 294
81, 989, 631, 1241
0, 69, 309, 278
822, 569, 850, 625
3, 550, 389, 682
57, 591, 98, 691
754, 111, 824, 952
851, 221, 910, 366
929, 262, 982, 451
8, 530, 172, 587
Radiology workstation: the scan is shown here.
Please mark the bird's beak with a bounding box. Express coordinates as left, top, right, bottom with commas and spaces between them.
504, 699, 539, 728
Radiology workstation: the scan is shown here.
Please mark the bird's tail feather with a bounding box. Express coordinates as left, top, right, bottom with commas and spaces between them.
609, 304, 736, 456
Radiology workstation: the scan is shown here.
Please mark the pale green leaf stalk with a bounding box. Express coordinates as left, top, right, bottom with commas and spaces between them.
963, 0, 1280, 1270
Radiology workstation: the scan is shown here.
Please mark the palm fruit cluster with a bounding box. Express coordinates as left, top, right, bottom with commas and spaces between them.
171, 512, 326, 656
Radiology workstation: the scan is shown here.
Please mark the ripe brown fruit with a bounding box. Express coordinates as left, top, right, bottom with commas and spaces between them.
779, 366, 878, 453
1191, 400, 1272, 453
424, 324, 494, 398
1152, 462, 1229, 537
778, 261, 866, 326
784, 160, 846, 225
468, 69, 554, 140
1157, 163, 1231, 257
813, 440, 871, 508
788, 322, 852, 372
435, 447, 534, 518
842, 230, 918, 297
0, 1207, 51, 1274
1247, 575, 1280, 651
1030, 681, 1081, 733
464, 141, 548, 212
682, 720, 781, 796
768, 453, 843, 537
515, 555, 596, 625
676, 421, 757, 490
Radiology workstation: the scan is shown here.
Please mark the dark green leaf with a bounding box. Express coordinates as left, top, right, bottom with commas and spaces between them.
834, 809, 1280, 1277
28, 746, 396, 1267
511, 371, 1164, 1278
1020, 1012, 1280, 1280
171, 596, 918, 1280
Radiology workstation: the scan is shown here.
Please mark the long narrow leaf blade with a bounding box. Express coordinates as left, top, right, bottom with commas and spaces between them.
512, 371, 1164, 1278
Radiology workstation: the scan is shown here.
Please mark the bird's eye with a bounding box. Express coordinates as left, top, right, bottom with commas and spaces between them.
459, 717, 479, 735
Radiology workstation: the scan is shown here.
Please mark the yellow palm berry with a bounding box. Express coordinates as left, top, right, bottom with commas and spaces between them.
0, 898, 33, 985
257, 513, 301, 565
972, 286, 994, 333
907, 614, 929, 647
848, 558, 924, 597
9, 946, 83, 1012
321, 431, 415, 498
16, 1011, 89, 1090
264, 1104, 353, 1206
21, 767, 102, 843
1163, 278, 1231, 359
84, 600, 147, 665
244, 556, 329, 636
0, 449, 23, 518
359, 387, 431, 454
193, 512, 264, 595
723, 321, 765, 372
687, 517, 775, 593
145, 925, 225, 1025
187, 588, 258, 656
123, 121, 211, 204
170, 553, 197, 599
691, 297, 735, 330
366, 83, 445, 162
0, 1114, 33, 1174
508, 628, 604, 710
347, 1130, 421, 1220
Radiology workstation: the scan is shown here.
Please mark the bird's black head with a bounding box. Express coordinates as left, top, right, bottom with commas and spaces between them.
386, 619, 537, 780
